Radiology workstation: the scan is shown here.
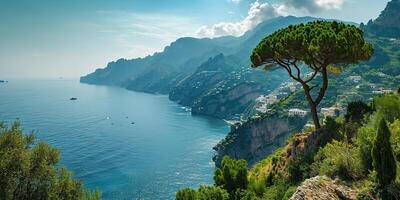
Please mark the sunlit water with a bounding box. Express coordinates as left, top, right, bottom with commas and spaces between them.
0, 80, 229, 199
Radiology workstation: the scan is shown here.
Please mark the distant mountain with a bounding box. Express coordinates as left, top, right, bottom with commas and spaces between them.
362, 0, 400, 38
81, 16, 317, 119
81, 36, 240, 92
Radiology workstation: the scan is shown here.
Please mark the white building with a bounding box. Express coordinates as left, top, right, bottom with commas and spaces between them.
349, 75, 362, 83
288, 108, 307, 117
373, 88, 394, 94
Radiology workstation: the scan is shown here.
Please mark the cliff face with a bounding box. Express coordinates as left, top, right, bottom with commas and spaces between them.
213, 114, 307, 167
289, 176, 358, 200
363, 0, 400, 38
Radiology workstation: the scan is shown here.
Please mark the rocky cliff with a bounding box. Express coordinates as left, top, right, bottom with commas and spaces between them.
363, 0, 400, 38
213, 114, 307, 167
289, 176, 358, 200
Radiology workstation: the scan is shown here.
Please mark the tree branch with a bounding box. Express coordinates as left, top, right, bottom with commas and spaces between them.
314, 67, 329, 105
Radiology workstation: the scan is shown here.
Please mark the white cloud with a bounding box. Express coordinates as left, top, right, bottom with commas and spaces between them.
229, 0, 241, 4
197, 0, 346, 38
196, 2, 287, 38
284, 0, 344, 13
315, 0, 344, 9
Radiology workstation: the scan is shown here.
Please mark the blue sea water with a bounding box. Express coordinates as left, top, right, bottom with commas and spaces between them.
0, 80, 229, 200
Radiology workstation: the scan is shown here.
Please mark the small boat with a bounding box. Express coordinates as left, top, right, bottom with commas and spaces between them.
70, 97, 78, 100
131, 122, 135, 125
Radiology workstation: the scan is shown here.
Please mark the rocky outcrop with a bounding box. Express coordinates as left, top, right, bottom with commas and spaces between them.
290, 176, 358, 200
363, 0, 400, 38
213, 114, 307, 167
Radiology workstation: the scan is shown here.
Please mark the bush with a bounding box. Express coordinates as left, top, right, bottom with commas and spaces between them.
176, 188, 198, 200
312, 140, 364, 181
198, 186, 229, 200
375, 94, 400, 123
214, 156, 248, 198
282, 186, 297, 200
0, 121, 100, 200
247, 178, 266, 197
389, 120, 400, 162
286, 154, 313, 184
345, 101, 373, 123
355, 125, 375, 172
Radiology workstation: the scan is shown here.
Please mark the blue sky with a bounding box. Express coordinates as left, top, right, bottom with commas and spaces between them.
0, 0, 389, 79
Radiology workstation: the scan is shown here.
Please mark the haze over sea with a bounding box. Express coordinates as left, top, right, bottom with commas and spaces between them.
0, 80, 229, 199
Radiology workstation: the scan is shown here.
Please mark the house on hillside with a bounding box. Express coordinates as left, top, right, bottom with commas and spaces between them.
288, 108, 307, 117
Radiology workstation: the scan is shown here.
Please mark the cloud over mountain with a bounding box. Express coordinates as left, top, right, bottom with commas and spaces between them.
196, 2, 287, 38
197, 0, 345, 38
285, 0, 344, 13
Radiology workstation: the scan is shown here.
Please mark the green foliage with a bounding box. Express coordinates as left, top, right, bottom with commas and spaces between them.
251, 21, 373, 69
319, 116, 343, 146
286, 154, 313, 184
238, 191, 259, 200
260, 176, 288, 200
312, 140, 364, 181
390, 120, 400, 161
247, 178, 266, 197
355, 125, 376, 172
375, 94, 400, 123
0, 121, 100, 200
282, 186, 297, 200
345, 101, 373, 123
176, 188, 198, 200
372, 119, 397, 188
251, 20, 373, 129
197, 186, 229, 200
214, 156, 248, 198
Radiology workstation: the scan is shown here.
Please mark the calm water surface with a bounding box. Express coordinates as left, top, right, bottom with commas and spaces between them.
0, 80, 229, 199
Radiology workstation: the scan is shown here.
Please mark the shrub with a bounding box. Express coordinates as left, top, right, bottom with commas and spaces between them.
345, 101, 373, 123
312, 140, 364, 181
286, 154, 313, 184
214, 156, 248, 198
389, 120, 400, 161
282, 186, 297, 200
197, 186, 229, 200
176, 188, 197, 200
0, 121, 100, 200
375, 94, 400, 123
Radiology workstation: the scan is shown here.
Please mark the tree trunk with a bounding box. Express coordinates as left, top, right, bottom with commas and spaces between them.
309, 102, 321, 129
302, 84, 321, 129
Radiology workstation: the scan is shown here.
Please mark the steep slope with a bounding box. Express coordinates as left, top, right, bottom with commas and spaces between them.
362, 0, 400, 38
169, 54, 286, 119
81, 36, 240, 90
213, 114, 307, 167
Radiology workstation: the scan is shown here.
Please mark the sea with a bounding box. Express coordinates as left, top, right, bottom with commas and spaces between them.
0, 80, 229, 199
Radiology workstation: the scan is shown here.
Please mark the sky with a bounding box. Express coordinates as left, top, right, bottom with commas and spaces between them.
0, 0, 390, 79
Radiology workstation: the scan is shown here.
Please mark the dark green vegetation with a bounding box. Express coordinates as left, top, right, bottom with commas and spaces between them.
0, 121, 100, 200
372, 119, 396, 189
251, 21, 373, 129
177, 93, 400, 199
